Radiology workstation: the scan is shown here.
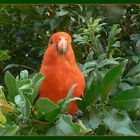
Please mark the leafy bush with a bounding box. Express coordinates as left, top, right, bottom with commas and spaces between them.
1, 4, 140, 136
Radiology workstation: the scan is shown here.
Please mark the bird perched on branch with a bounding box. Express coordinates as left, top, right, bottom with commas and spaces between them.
38, 32, 85, 115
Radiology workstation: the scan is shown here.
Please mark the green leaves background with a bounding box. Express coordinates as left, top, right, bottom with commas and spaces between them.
1, 5, 140, 136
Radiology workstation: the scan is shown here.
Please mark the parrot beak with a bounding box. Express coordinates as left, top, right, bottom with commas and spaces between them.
57, 37, 68, 55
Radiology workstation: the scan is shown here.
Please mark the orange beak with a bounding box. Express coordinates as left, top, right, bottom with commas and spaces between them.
57, 37, 68, 55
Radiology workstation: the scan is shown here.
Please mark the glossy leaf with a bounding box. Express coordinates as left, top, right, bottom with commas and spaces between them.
101, 60, 128, 102
14, 92, 31, 120
0, 109, 6, 124
133, 121, 140, 133
57, 9, 69, 17
80, 73, 103, 110
108, 86, 140, 111
47, 114, 90, 136
125, 63, 140, 78
102, 106, 139, 136
0, 99, 14, 113
0, 50, 11, 61
19, 70, 29, 80
28, 73, 45, 104
34, 98, 59, 114
4, 71, 19, 102
82, 108, 102, 130
59, 84, 78, 113
17, 79, 32, 91
0, 86, 6, 100
0, 125, 19, 136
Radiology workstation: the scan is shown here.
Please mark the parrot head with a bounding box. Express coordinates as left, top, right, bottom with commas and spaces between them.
48, 32, 72, 55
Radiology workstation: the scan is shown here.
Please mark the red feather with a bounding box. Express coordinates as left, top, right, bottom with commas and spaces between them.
38, 32, 85, 114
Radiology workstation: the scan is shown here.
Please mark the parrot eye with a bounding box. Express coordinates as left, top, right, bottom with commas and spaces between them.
49, 39, 53, 45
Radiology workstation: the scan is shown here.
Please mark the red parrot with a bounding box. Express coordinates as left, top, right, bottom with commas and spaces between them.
38, 32, 85, 115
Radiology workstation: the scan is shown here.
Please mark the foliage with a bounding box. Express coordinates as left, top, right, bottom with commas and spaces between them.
0, 4, 140, 136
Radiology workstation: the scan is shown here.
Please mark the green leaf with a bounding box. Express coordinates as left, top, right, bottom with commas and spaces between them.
27, 73, 45, 104
0, 109, 6, 124
66, 84, 77, 99
82, 108, 102, 129
44, 108, 61, 122
118, 82, 132, 91
133, 121, 140, 133
106, 24, 121, 57
81, 61, 97, 77
57, 9, 69, 17
0, 50, 11, 61
0, 86, 6, 100
4, 64, 19, 71
125, 63, 140, 78
108, 24, 121, 48
95, 124, 107, 135
0, 99, 14, 113
20, 70, 29, 80
0, 124, 19, 136
17, 79, 32, 91
4, 71, 19, 102
136, 40, 140, 49
35, 6, 46, 15
0, 123, 5, 128
32, 73, 45, 93
15, 92, 31, 120
47, 114, 90, 136
0, 9, 12, 24
108, 86, 140, 111
102, 106, 139, 136
85, 51, 94, 62
91, 18, 101, 27
125, 73, 140, 84
59, 84, 78, 113
82, 61, 97, 71
34, 98, 59, 114
49, 17, 60, 29
101, 60, 128, 102
130, 34, 140, 41
80, 73, 103, 110
98, 58, 120, 69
